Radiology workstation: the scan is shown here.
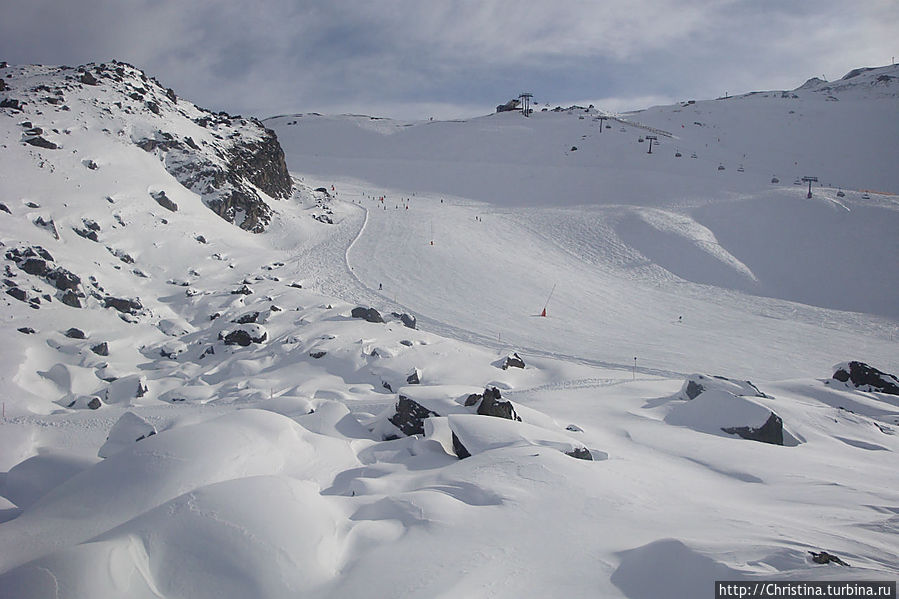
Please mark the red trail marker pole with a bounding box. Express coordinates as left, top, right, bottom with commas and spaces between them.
541, 283, 556, 317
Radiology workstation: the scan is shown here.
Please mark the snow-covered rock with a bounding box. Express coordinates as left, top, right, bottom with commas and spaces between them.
448, 413, 593, 460
98, 412, 157, 458
665, 390, 798, 445
832, 361, 899, 395
677, 373, 771, 400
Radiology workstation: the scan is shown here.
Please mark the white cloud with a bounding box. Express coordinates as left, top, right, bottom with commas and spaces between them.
1, 0, 897, 119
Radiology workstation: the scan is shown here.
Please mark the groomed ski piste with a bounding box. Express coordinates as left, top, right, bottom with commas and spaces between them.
1, 61, 898, 598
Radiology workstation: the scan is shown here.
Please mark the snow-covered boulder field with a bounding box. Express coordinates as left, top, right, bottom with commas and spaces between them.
2, 60, 898, 596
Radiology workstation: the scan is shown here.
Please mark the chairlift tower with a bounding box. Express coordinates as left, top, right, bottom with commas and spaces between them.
802, 176, 818, 198
597, 115, 608, 132
518, 92, 533, 117
645, 135, 657, 154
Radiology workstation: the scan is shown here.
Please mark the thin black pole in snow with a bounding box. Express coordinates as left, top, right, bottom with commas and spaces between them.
541, 283, 556, 317
633, 357, 637, 380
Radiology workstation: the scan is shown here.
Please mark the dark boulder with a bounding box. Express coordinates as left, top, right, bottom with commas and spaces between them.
391, 312, 417, 329
18, 327, 35, 334
103, 296, 143, 314
309, 351, 326, 359
722, 412, 784, 445
87, 397, 102, 410
809, 551, 849, 566
21, 258, 50, 277
231, 285, 253, 295
502, 352, 526, 370
452, 432, 471, 459
233, 311, 259, 324
61, 290, 82, 307
389, 395, 438, 436
832, 361, 899, 395
91, 342, 109, 356
24, 136, 58, 150
6, 287, 27, 302
0, 203, 10, 214
47, 267, 81, 291
64, 327, 86, 339
565, 447, 594, 460
11, 242, 47, 264
33, 216, 59, 238
351, 306, 384, 323
406, 369, 421, 385
79, 71, 99, 85
0, 98, 23, 110
73, 226, 99, 242
685, 380, 704, 399
476, 387, 521, 421
151, 190, 178, 212
464, 393, 481, 407
221, 328, 267, 346
165, 88, 177, 102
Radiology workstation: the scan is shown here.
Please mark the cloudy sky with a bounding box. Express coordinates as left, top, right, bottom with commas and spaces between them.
2, 0, 897, 119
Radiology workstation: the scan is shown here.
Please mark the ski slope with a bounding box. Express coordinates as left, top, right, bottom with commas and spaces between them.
269, 64, 899, 378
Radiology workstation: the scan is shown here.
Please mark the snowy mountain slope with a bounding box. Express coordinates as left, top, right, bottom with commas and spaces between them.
266, 65, 898, 379
1, 61, 291, 233
1, 61, 898, 598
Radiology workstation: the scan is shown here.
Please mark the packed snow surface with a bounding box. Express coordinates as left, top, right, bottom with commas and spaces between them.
1, 61, 898, 597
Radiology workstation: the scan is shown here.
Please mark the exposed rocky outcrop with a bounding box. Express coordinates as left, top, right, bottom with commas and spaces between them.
103, 296, 143, 315
5, 245, 84, 306
351, 306, 384, 323
151, 190, 178, 212
389, 395, 439, 436
832, 361, 899, 395
809, 551, 850, 566
24, 135, 58, 149
501, 352, 526, 370
721, 412, 784, 445
64, 327, 85, 339
391, 312, 417, 329
220, 325, 268, 346
7, 60, 293, 233
476, 386, 521, 421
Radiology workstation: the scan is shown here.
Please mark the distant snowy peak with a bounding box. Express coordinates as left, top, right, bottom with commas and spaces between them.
0, 60, 291, 232
791, 63, 899, 97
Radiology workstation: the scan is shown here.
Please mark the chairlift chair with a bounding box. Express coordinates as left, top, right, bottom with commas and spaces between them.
717, 164, 725, 171
771, 176, 780, 184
